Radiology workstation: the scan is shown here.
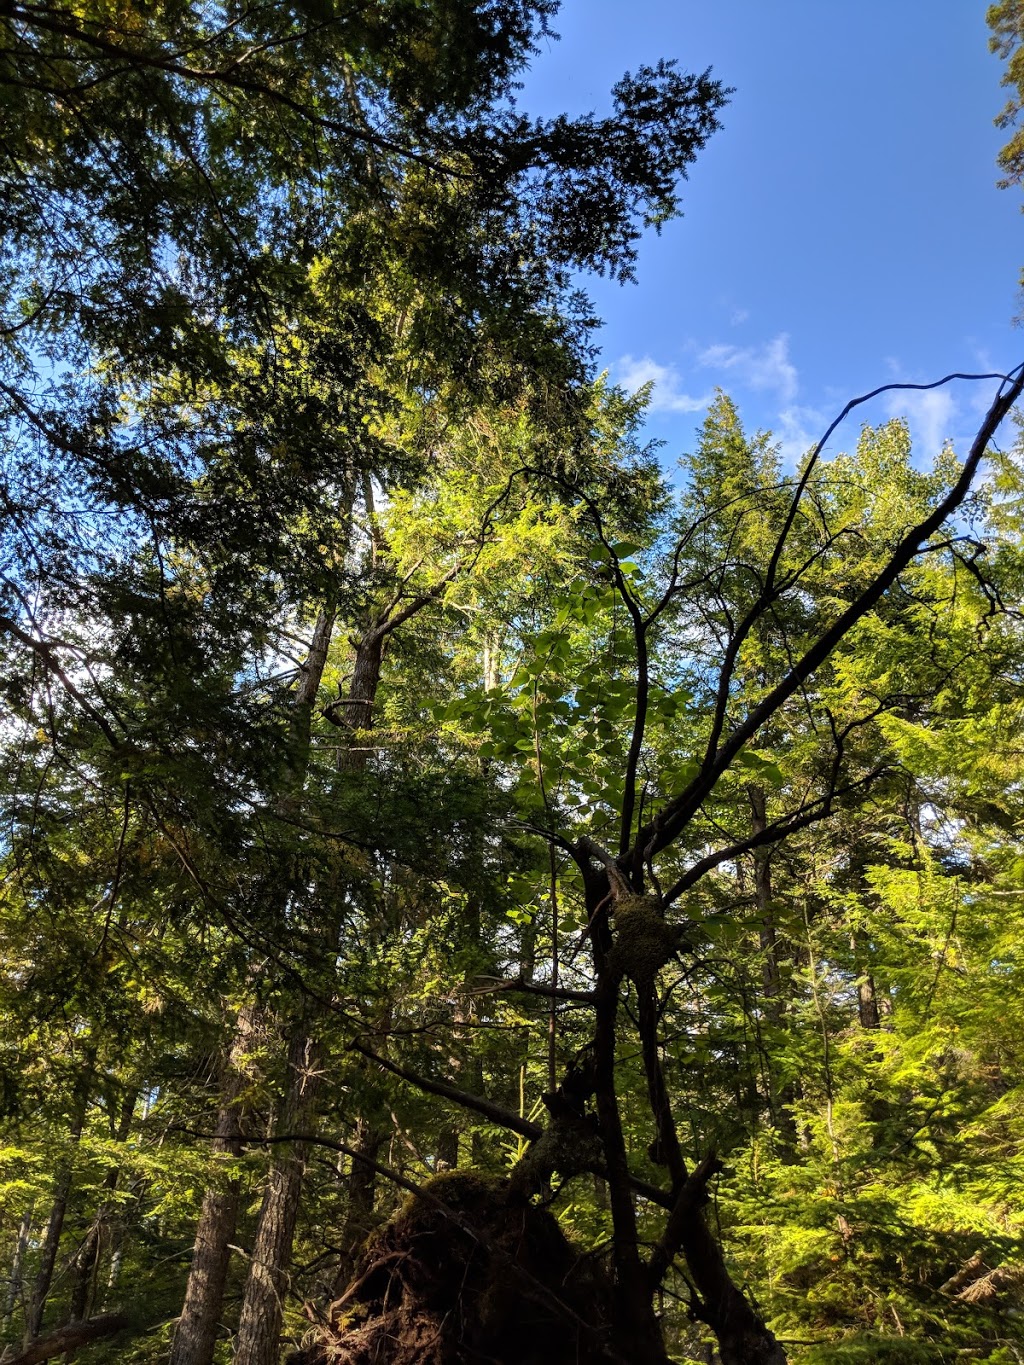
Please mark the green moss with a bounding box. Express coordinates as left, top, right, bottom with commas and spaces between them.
607, 895, 682, 983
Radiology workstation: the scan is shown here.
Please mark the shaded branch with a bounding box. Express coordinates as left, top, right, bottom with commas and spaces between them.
646, 1150, 723, 1290
350, 1040, 541, 1141
0, 612, 122, 748
468, 975, 595, 1004
659, 765, 889, 908
348, 1043, 674, 1210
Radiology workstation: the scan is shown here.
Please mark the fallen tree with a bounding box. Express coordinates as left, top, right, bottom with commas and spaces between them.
3, 1314, 130, 1365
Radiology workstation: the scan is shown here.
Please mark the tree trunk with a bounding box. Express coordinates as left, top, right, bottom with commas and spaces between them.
101, 1236, 123, 1308
851, 932, 880, 1030
169, 1008, 256, 1365
331, 1120, 385, 1298
24, 1180, 71, 1345
748, 783, 798, 1151
234, 551, 456, 1360
65, 1221, 100, 1330
589, 861, 786, 1365
233, 1032, 321, 1365
434, 1125, 459, 1171
25, 1061, 92, 1344
678, 1215, 787, 1365
4, 1205, 34, 1318
748, 785, 785, 1013
66, 1091, 136, 1332
233, 619, 381, 1364
585, 875, 670, 1363
176, 591, 344, 1365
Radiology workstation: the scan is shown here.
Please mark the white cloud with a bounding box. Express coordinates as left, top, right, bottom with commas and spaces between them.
776, 404, 828, 466
883, 387, 957, 455
615, 354, 715, 414
697, 333, 798, 404
730, 307, 750, 326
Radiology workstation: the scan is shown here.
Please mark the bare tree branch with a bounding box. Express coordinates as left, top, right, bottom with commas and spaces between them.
636, 365, 1024, 868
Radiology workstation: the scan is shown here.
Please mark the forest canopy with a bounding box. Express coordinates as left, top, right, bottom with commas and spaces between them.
1, 3, 1023, 1364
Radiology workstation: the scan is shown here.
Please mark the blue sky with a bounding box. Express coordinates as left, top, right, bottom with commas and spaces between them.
521, 1, 1022, 466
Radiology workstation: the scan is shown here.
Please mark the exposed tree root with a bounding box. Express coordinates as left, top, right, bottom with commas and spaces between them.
290, 1172, 618, 1365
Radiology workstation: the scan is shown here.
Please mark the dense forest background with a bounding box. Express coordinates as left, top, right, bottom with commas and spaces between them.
2, 3, 1024, 1363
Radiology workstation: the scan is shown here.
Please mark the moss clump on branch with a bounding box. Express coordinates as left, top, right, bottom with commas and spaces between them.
290, 1170, 613, 1365
606, 895, 684, 984
510, 1114, 604, 1198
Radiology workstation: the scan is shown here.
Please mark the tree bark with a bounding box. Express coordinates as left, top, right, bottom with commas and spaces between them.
4, 1204, 34, 1318
233, 545, 457, 1361
331, 1119, 384, 1298
101, 1235, 123, 1308
586, 857, 786, 1365
25, 1060, 92, 1343
677, 1214, 787, 1365
233, 619, 380, 1365
169, 1008, 256, 1365
24, 1173, 71, 1344
748, 786, 783, 1012
233, 1032, 321, 1365
851, 931, 880, 1030
176, 586, 345, 1365
584, 870, 670, 1365
66, 1090, 136, 1334
748, 783, 799, 1153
